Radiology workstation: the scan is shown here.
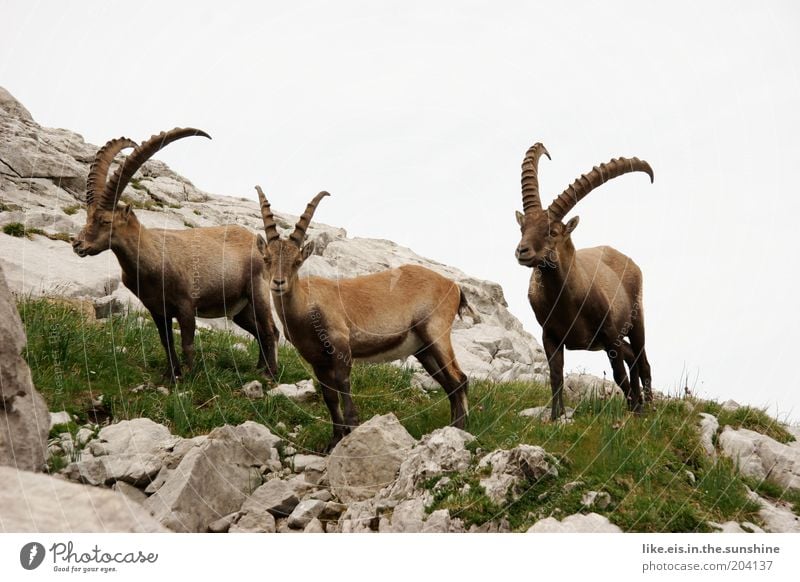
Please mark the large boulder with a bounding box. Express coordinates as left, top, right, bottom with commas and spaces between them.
719, 426, 800, 491
0, 264, 49, 472
0, 466, 166, 532
144, 422, 281, 532
328, 413, 416, 503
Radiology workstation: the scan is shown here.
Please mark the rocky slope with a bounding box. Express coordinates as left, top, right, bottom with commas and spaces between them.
0, 86, 550, 386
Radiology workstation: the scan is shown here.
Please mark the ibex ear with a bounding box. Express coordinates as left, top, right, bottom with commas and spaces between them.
515, 211, 525, 227
120, 204, 133, 222
301, 240, 315, 261
564, 216, 580, 234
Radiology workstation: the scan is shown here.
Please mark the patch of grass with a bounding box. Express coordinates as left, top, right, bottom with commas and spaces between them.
18, 297, 780, 531
183, 221, 195, 228
62, 204, 81, 215
120, 195, 162, 211
193, 209, 202, 216
701, 400, 794, 443
3, 222, 26, 237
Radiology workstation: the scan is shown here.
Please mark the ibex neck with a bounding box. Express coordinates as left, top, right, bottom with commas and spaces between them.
109, 215, 153, 276
272, 278, 312, 330
535, 240, 579, 302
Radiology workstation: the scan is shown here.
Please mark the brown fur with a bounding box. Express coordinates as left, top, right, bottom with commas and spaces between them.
515, 145, 653, 419
72, 130, 279, 381
257, 188, 471, 450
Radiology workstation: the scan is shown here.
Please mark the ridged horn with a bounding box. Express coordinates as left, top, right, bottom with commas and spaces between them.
100, 127, 211, 210
255, 185, 280, 244
289, 191, 330, 246
547, 156, 654, 222
86, 137, 137, 209
521, 142, 550, 213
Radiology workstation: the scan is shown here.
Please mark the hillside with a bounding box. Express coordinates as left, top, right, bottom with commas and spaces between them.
1, 86, 799, 534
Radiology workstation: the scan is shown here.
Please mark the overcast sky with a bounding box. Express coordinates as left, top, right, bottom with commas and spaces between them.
2, 1, 799, 419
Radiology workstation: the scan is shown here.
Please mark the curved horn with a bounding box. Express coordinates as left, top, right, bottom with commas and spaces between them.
521, 142, 551, 213
547, 156, 654, 222
255, 185, 280, 243
100, 127, 211, 210
289, 191, 330, 246
86, 137, 137, 208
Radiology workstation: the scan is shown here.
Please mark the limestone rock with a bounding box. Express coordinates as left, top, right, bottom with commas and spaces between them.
0, 264, 49, 472
230, 510, 276, 533
241, 380, 264, 399
389, 427, 475, 500
477, 444, 558, 504
527, 512, 622, 533
89, 418, 173, 457
241, 479, 300, 518
719, 426, 800, 491
581, 491, 612, 510
328, 413, 417, 503
698, 413, 719, 458
287, 499, 327, 529
304, 518, 325, 533
267, 379, 316, 402
0, 466, 166, 532
144, 423, 279, 532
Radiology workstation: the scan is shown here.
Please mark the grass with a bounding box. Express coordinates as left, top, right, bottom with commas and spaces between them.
2, 222, 72, 243
62, 204, 81, 216
18, 297, 796, 532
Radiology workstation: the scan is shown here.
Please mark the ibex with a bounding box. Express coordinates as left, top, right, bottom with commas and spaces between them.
255, 186, 474, 450
72, 128, 279, 381
514, 143, 654, 420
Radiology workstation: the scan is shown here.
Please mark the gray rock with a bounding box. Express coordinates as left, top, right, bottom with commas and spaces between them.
708, 520, 765, 533
287, 499, 327, 529
241, 380, 264, 399
389, 427, 475, 500
113, 481, 148, 506
208, 512, 240, 533
721, 399, 741, 412
581, 491, 611, 510
477, 444, 558, 504
0, 466, 166, 532
328, 413, 417, 503
268, 379, 317, 402
698, 413, 719, 458
75, 427, 95, 447
519, 406, 574, 421
242, 479, 300, 518
49, 411, 72, 429
144, 423, 278, 532
293, 453, 327, 473
304, 518, 325, 533
527, 512, 622, 533
422, 509, 451, 533
719, 426, 800, 490
90, 418, 173, 457
0, 265, 49, 472
563, 480, 584, 493
747, 489, 800, 533
229, 510, 276, 533
308, 489, 333, 502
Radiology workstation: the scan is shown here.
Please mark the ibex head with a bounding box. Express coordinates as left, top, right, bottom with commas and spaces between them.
72, 128, 210, 257
255, 186, 330, 296
515, 142, 654, 268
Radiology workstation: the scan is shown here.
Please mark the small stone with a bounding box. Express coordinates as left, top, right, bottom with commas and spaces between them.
113, 481, 148, 505
230, 510, 276, 533
308, 489, 333, 502
241, 380, 264, 399
49, 411, 72, 429
319, 501, 347, 521
304, 518, 325, 533
268, 379, 316, 402
685, 470, 696, 484
242, 479, 299, 517
208, 512, 240, 533
232, 343, 248, 352
563, 480, 584, 493
581, 491, 612, 510
76, 427, 95, 446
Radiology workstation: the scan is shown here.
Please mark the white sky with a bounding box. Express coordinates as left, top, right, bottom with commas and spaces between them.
2, 1, 799, 419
